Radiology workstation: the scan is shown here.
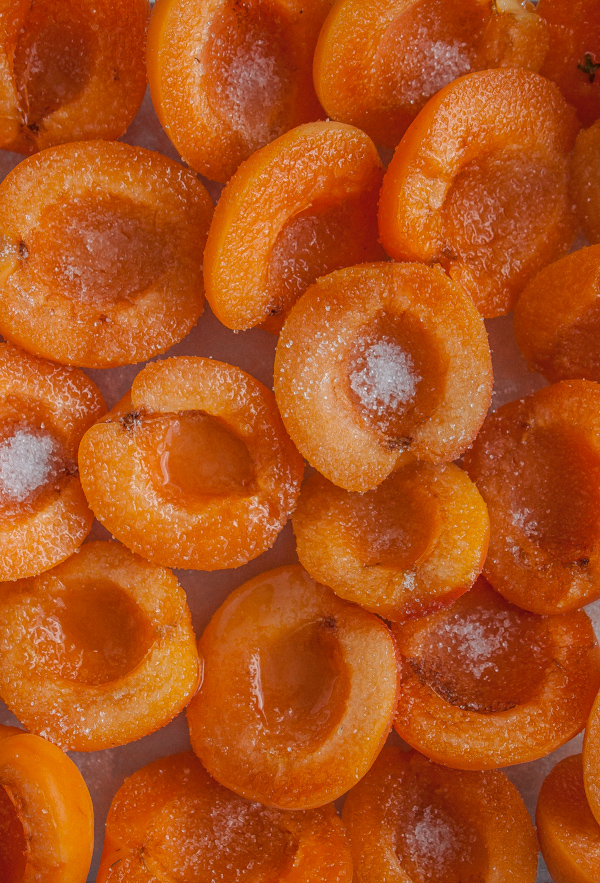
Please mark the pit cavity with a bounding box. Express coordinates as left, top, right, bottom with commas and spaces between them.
0, 785, 27, 883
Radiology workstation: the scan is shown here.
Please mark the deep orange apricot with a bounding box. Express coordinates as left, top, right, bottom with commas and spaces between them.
187, 565, 400, 809
378, 68, 579, 317
463, 380, 600, 614
97, 750, 353, 882
0, 140, 213, 368
147, 0, 333, 183
583, 688, 600, 827
476, 0, 549, 72
274, 262, 492, 493
0, 541, 199, 751
292, 461, 489, 621
0, 342, 105, 582
571, 121, 600, 244
342, 747, 538, 883
79, 357, 304, 571
204, 121, 385, 332
0, 725, 94, 883
0, 0, 148, 153
393, 578, 600, 770
536, 754, 600, 883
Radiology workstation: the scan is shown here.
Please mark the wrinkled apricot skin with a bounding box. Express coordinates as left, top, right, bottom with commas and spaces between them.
378, 68, 579, 317
583, 688, 600, 826
0, 725, 94, 883
571, 122, 600, 244
187, 566, 400, 810
204, 121, 385, 332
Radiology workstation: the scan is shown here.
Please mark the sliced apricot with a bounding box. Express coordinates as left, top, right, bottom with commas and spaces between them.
583, 688, 600, 827
476, 0, 549, 72
0, 541, 199, 751
204, 121, 385, 332
292, 461, 489, 621
463, 380, 600, 614
0, 0, 148, 154
342, 746, 538, 883
378, 68, 579, 317
274, 262, 492, 493
187, 565, 399, 809
571, 121, 600, 244
79, 357, 304, 571
0, 725, 93, 883
0, 140, 213, 368
393, 578, 600, 770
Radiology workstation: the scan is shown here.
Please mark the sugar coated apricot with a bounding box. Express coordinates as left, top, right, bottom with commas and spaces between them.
342, 747, 538, 883
378, 68, 578, 317
0, 725, 94, 883
79, 357, 304, 571
0, 140, 213, 368
0, 0, 148, 153
187, 565, 399, 809
274, 262, 492, 492
0, 342, 105, 582
204, 121, 385, 332
0, 541, 200, 751
571, 121, 600, 244
464, 380, 600, 614
393, 578, 600, 770
583, 688, 600, 826
292, 461, 489, 621
98, 750, 353, 882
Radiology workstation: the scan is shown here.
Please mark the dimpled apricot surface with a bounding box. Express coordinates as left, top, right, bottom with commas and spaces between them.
98, 751, 353, 882
274, 262, 492, 493
571, 121, 600, 245
79, 357, 304, 571
393, 578, 600, 770
0, 342, 105, 582
292, 461, 489, 622
342, 747, 538, 883
0, 140, 213, 368
187, 565, 399, 809
204, 121, 385, 332
378, 68, 579, 317
0, 541, 199, 751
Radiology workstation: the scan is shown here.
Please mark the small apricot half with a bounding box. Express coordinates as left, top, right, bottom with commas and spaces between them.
187, 565, 400, 809
571, 121, 600, 245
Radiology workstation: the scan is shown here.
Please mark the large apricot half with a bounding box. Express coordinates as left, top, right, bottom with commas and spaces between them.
0, 140, 213, 368
571, 121, 600, 244
0, 541, 200, 751
97, 750, 353, 882
342, 747, 538, 883
393, 578, 600, 770
463, 380, 600, 614
204, 121, 385, 332
378, 68, 579, 317
187, 565, 399, 809
0, 725, 94, 883
274, 262, 492, 492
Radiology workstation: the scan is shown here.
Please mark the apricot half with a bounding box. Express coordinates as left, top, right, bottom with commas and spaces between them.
583, 688, 600, 827
571, 121, 600, 245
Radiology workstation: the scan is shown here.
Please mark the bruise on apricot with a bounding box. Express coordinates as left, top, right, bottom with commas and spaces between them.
571, 122, 600, 245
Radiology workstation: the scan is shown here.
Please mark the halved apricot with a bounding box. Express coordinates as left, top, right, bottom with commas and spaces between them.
571, 121, 600, 244
204, 121, 385, 332
342, 746, 538, 882
476, 0, 549, 72
187, 565, 399, 809
292, 461, 489, 621
97, 750, 353, 882
274, 262, 492, 492
393, 578, 600, 770
0, 140, 213, 368
583, 688, 600, 826
0, 541, 199, 751
378, 68, 579, 317
463, 380, 600, 614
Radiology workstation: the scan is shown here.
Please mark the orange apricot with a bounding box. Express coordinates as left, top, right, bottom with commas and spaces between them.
292, 461, 489, 621
583, 688, 600, 826
463, 380, 600, 614
79, 357, 304, 571
0, 342, 105, 582
147, 0, 332, 183
97, 750, 353, 882
187, 565, 400, 809
0, 725, 94, 883
342, 747, 538, 883
0, 0, 148, 154
476, 0, 549, 72
378, 68, 579, 317
571, 121, 600, 244
274, 262, 492, 493
392, 578, 600, 770
0, 140, 213, 368
0, 541, 200, 751
204, 121, 385, 332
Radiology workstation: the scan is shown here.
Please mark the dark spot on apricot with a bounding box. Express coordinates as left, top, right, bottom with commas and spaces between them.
18, 241, 28, 260
577, 557, 591, 567
120, 411, 142, 432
